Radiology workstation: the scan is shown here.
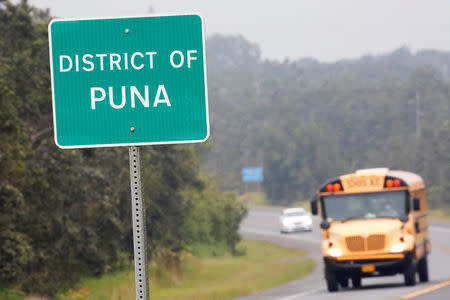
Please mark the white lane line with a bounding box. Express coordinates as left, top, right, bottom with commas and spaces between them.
430, 226, 450, 233
240, 228, 322, 245
278, 287, 323, 300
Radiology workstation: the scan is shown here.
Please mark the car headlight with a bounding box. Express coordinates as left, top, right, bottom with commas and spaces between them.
282, 220, 291, 226
326, 248, 343, 257
390, 243, 406, 253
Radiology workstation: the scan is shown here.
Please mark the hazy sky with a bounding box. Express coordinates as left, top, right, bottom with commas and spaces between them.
17, 0, 450, 62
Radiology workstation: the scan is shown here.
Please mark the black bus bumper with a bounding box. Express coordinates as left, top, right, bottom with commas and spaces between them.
324, 251, 413, 278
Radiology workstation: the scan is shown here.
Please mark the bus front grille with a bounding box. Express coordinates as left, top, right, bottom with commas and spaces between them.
367, 234, 385, 250
345, 234, 386, 252
346, 236, 365, 251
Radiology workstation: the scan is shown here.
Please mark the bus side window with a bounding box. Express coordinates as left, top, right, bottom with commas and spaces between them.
412, 190, 427, 212
413, 196, 420, 211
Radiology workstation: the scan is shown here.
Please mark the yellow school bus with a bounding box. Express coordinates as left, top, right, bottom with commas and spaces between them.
311, 168, 430, 292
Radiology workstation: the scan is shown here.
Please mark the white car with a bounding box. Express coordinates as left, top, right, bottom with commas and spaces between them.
280, 208, 313, 233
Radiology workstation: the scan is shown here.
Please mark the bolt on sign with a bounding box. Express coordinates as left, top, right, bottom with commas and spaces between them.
48, 14, 209, 148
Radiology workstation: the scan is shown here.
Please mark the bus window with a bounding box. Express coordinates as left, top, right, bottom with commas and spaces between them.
322, 190, 408, 221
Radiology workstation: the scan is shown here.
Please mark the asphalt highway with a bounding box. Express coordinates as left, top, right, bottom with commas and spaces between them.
236, 208, 450, 300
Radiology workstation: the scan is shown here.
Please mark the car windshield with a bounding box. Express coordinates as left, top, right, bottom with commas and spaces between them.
322, 191, 407, 221
284, 211, 307, 217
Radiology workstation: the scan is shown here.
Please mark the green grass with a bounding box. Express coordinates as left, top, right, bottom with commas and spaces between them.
237, 192, 271, 208
44, 240, 314, 300
428, 208, 450, 222
237, 192, 313, 212
0, 288, 25, 300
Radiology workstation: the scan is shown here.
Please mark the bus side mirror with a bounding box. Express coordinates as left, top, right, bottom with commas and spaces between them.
320, 220, 330, 230
311, 200, 318, 215
399, 214, 409, 223
413, 197, 420, 211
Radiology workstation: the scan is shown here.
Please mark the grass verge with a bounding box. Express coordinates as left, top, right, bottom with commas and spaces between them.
29, 239, 314, 300
428, 208, 450, 222
237, 192, 312, 211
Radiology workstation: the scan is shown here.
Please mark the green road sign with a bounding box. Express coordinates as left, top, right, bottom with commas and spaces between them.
48, 14, 209, 148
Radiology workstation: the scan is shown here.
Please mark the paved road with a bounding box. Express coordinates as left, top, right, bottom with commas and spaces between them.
236, 208, 450, 300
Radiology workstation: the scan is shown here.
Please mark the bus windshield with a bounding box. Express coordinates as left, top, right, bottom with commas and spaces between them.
322, 191, 408, 222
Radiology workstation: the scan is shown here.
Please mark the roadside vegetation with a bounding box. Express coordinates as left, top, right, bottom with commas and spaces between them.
237, 192, 272, 208
1, 1, 246, 297
427, 209, 450, 222
43, 240, 314, 300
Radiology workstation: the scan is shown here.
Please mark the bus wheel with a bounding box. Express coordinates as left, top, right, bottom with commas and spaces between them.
351, 276, 361, 288
418, 256, 429, 282
339, 277, 349, 288
404, 261, 417, 286
325, 268, 338, 292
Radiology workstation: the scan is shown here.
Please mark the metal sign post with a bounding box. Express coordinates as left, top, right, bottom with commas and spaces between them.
129, 147, 149, 300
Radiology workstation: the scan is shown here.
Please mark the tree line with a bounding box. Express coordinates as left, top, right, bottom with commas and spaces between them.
204, 35, 450, 208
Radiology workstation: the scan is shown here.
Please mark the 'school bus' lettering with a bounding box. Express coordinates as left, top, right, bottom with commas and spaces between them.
340, 174, 385, 192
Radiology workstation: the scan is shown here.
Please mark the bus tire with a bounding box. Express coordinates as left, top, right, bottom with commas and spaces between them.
339, 277, 349, 288
418, 256, 429, 282
404, 261, 416, 286
351, 276, 361, 288
325, 268, 338, 292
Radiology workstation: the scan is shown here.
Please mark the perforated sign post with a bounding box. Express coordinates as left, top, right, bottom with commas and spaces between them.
49, 14, 209, 300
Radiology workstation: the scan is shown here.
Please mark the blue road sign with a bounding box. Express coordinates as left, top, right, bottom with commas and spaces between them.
242, 167, 264, 182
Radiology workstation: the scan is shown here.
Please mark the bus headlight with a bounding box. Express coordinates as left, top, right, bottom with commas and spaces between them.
326, 248, 343, 257
390, 243, 406, 253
